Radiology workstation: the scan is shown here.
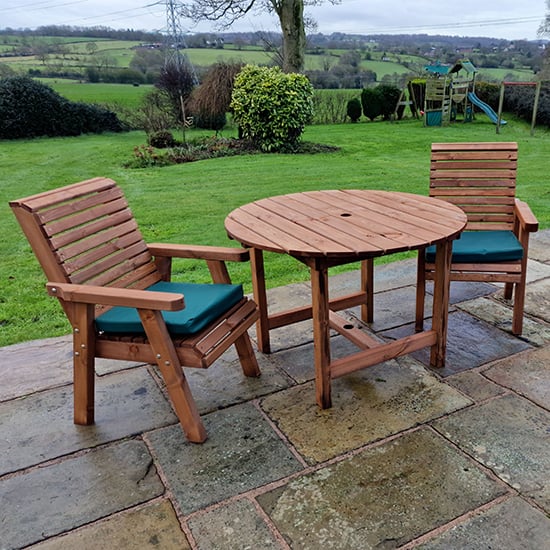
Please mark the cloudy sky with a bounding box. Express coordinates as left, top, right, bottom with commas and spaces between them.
1, 0, 547, 40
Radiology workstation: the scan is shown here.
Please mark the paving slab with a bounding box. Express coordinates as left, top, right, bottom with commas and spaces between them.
0, 367, 176, 475
0, 336, 73, 401
528, 230, 550, 263
188, 498, 285, 549
261, 356, 472, 464
146, 402, 303, 515
433, 394, 550, 513
31, 500, 190, 550
327, 258, 418, 295
523, 278, 550, 323
256, 428, 508, 549
445, 370, 506, 403
161, 347, 295, 414
417, 496, 550, 549
368, 285, 435, 332
271, 334, 364, 384
457, 296, 550, 346
382, 311, 532, 377
483, 345, 550, 409
0, 440, 164, 549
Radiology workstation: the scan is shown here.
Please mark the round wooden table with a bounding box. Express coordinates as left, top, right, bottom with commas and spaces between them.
226, 190, 467, 408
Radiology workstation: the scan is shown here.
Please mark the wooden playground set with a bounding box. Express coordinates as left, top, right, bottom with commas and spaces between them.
396, 59, 541, 135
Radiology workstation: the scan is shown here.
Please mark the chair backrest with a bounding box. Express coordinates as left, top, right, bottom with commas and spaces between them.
10, 178, 162, 318
430, 142, 518, 231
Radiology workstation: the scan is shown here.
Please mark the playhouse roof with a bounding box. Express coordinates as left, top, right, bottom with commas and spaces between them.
450, 59, 477, 74
425, 63, 449, 75
424, 59, 477, 76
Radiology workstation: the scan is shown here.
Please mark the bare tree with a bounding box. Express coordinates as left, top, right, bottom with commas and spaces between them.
182, 0, 340, 73
539, 1, 550, 80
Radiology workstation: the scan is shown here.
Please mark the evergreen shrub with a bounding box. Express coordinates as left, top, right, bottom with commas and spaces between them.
0, 76, 122, 139
230, 65, 314, 152
346, 97, 362, 122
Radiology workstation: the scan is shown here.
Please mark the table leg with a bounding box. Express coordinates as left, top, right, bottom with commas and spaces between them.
430, 240, 453, 368
361, 259, 374, 323
250, 247, 270, 354
311, 259, 332, 408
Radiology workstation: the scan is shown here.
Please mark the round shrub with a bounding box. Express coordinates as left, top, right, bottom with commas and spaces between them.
0, 76, 122, 139
148, 130, 176, 148
361, 87, 383, 121
346, 97, 362, 122
230, 65, 314, 152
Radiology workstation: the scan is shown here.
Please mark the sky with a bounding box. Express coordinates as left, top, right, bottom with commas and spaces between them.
0, 0, 547, 41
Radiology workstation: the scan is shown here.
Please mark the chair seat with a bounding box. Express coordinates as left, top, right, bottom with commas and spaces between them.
426, 230, 524, 263
96, 281, 244, 336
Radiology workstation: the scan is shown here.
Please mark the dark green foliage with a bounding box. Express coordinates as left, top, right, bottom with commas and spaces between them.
230, 65, 314, 152
476, 81, 550, 127
147, 130, 176, 148
193, 111, 227, 131
0, 76, 122, 139
361, 87, 382, 121
361, 84, 406, 121
377, 84, 401, 120
346, 97, 362, 122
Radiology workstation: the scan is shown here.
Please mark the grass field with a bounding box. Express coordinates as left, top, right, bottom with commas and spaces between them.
1, 117, 549, 346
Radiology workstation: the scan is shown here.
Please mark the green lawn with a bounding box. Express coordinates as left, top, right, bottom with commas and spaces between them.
1, 117, 549, 346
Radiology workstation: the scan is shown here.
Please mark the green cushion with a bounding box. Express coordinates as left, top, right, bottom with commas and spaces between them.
425, 230, 524, 263
95, 281, 243, 336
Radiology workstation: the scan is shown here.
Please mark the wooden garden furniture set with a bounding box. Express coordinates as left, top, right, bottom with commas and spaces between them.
10, 142, 538, 441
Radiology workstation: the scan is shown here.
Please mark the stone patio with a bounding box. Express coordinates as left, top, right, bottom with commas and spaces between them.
1, 230, 549, 549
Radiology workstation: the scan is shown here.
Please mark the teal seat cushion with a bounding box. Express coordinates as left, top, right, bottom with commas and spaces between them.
425, 230, 523, 263
95, 281, 243, 336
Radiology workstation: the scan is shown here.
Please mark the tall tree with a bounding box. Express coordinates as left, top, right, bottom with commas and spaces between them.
182, 0, 339, 73
538, 1, 550, 80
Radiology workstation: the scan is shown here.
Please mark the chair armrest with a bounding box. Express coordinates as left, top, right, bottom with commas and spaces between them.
148, 243, 250, 262
514, 199, 539, 232
46, 282, 184, 311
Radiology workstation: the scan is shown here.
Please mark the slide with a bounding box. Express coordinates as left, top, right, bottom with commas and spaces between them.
468, 92, 506, 125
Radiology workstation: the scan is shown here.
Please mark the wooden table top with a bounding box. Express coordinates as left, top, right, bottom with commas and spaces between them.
225, 190, 467, 260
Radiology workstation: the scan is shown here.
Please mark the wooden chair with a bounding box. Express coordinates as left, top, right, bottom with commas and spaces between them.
10, 177, 261, 443
416, 142, 538, 336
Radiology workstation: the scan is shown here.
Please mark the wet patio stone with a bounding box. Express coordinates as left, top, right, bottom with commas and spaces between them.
327, 258, 418, 295
483, 346, 550, 410
446, 370, 506, 402
529, 230, 550, 263
0, 335, 73, 401
522, 278, 550, 323
256, 428, 507, 549
146, 402, 303, 515
0, 440, 164, 549
179, 347, 294, 414
32, 500, 190, 549
369, 285, 435, 332
433, 394, 550, 512
417, 496, 550, 549
457, 296, 550, 346
188, 498, 284, 549
0, 367, 176, 475
260, 357, 472, 464
382, 310, 532, 377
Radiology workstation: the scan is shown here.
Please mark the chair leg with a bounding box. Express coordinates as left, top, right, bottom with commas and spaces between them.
138, 309, 207, 443
415, 249, 427, 332
504, 282, 514, 300
234, 333, 261, 378
511, 282, 525, 336
72, 303, 96, 425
